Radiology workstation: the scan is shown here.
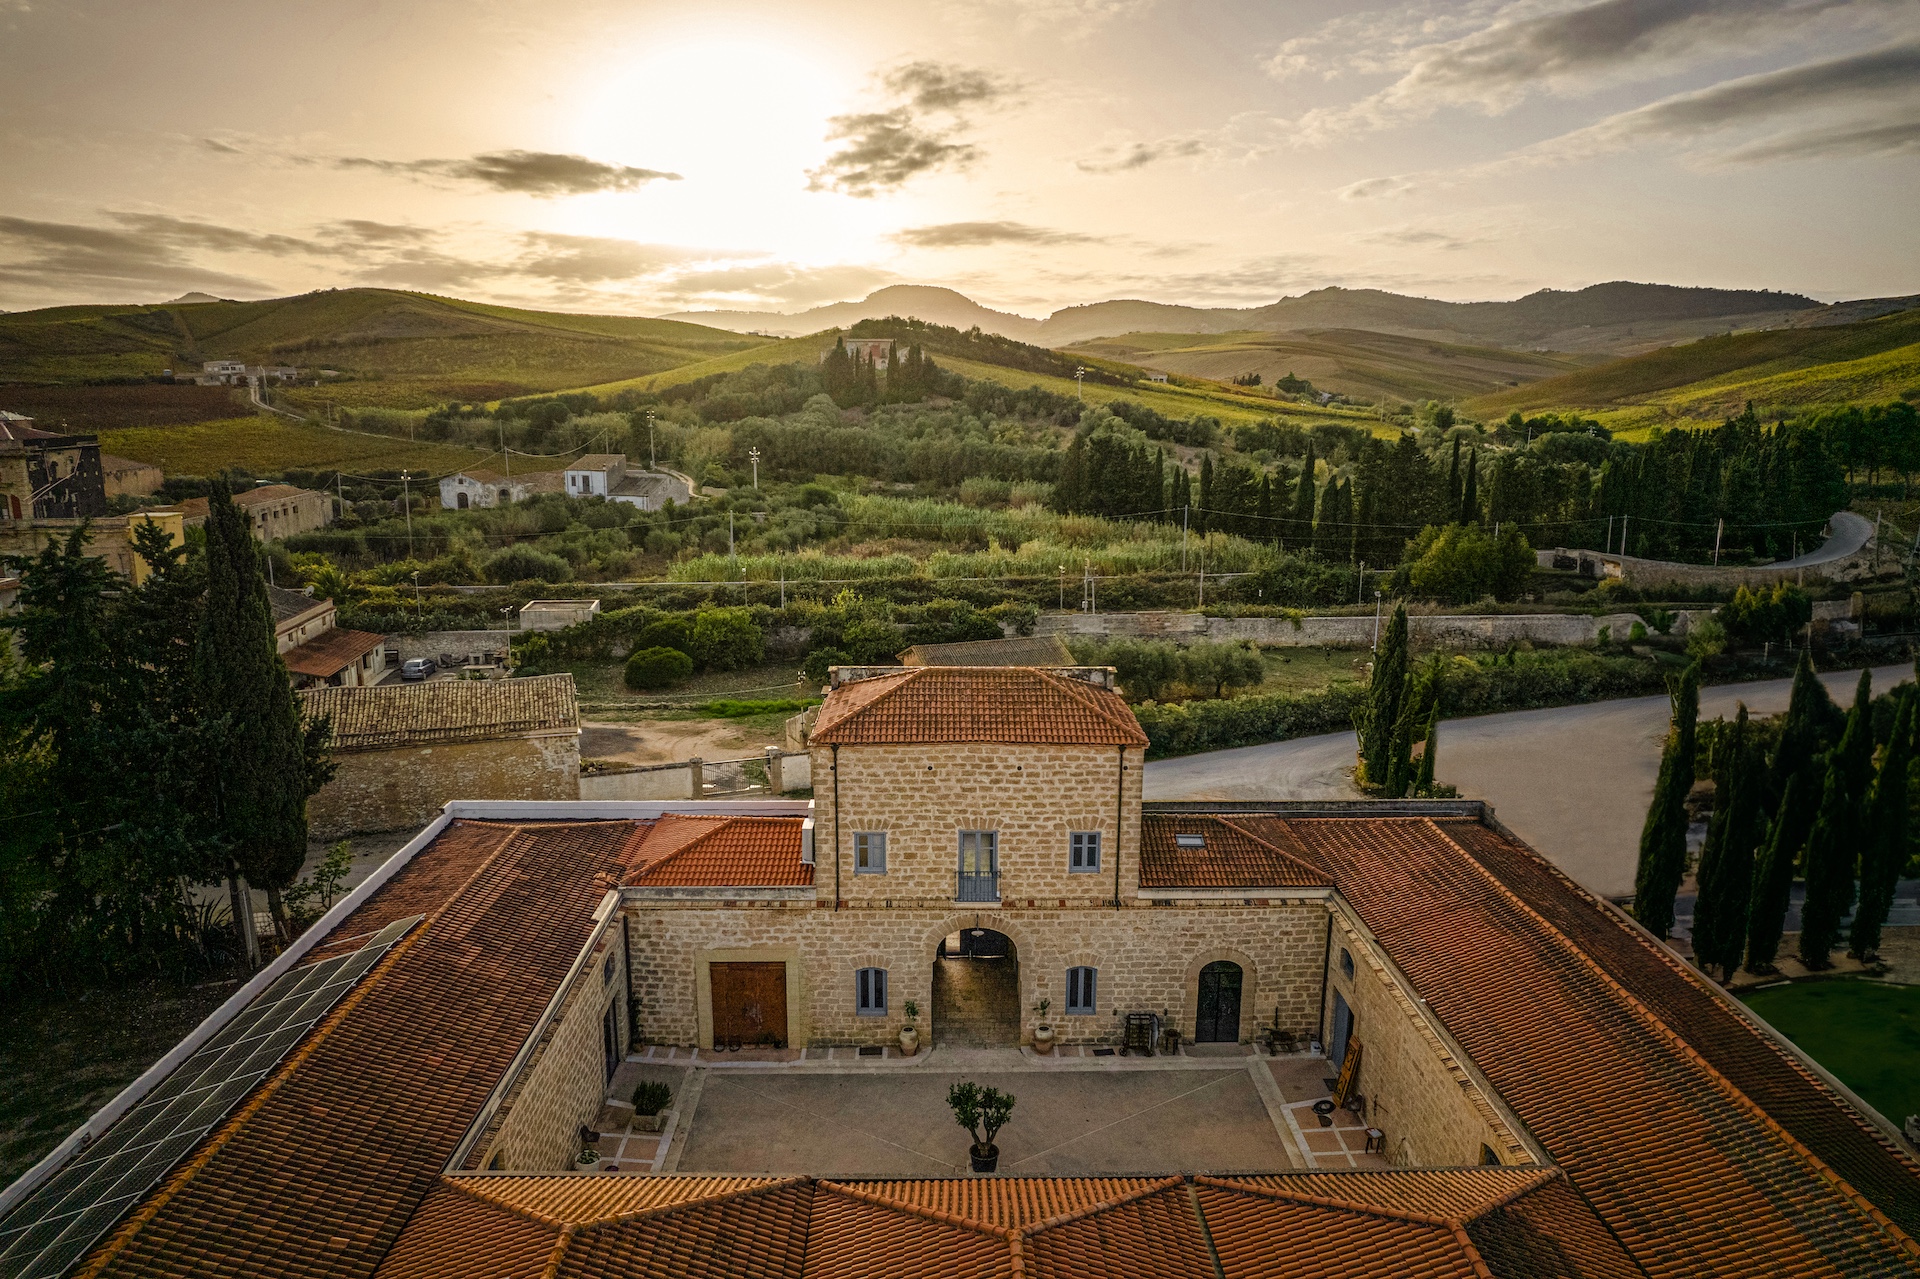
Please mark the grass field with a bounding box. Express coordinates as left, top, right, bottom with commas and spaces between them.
1067, 329, 1600, 406
1463, 308, 1920, 426
0, 382, 245, 431
99, 415, 494, 477
1742, 978, 1920, 1126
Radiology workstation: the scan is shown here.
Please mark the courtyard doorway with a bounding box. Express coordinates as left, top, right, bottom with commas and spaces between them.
1196, 961, 1243, 1042
710, 961, 788, 1049
933, 928, 1019, 1047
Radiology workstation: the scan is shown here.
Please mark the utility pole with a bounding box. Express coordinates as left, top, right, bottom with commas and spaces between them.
1059, 565, 1066, 611
1357, 563, 1366, 606
1606, 515, 1613, 555
401, 471, 414, 557
1713, 518, 1723, 566
728, 512, 735, 560
748, 447, 760, 490
1075, 367, 1086, 402
411, 570, 422, 622
1620, 515, 1629, 556
779, 574, 786, 609
646, 411, 656, 470
1181, 504, 1189, 571
1372, 589, 1383, 653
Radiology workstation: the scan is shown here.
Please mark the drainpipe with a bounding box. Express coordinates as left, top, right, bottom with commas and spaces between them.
832, 744, 842, 912
1315, 910, 1334, 1046
1114, 747, 1125, 909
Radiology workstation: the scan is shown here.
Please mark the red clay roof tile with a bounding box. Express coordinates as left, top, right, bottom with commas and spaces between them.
1138, 815, 1331, 889
625, 816, 813, 888
809, 666, 1147, 747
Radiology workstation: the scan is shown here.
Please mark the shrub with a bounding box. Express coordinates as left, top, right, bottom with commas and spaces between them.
1718, 583, 1813, 647
1686, 615, 1728, 659
1404, 523, 1533, 604
704, 698, 812, 717
637, 614, 693, 654
1179, 641, 1267, 699
632, 1080, 673, 1116
689, 606, 764, 670
625, 646, 694, 690
804, 647, 849, 685
486, 544, 572, 584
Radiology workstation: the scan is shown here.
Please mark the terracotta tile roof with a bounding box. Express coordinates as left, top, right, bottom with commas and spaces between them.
897, 635, 1074, 666
1138, 815, 1331, 889
78, 820, 635, 1279
302, 672, 578, 751
1247, 815, 1920, 1278
285, 626, 386, 678
569, 453, 625, 472
848, 1177, 1168, 1230
624, 815, 813, 888
1227, 1167, 1550, 1219
809, 666, 1147, 747
452, 1173, 786, 1224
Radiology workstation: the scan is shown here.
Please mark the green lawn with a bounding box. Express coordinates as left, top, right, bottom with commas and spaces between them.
1742, 979, 1920, 1126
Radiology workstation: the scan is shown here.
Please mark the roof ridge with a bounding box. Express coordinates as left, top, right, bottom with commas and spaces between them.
1034, 666, 1140, 735
1022, 1176, 1186, 1236
1418, 818, 1920, 1260
1212, 817, 1334, 883
1456, 1166, 1561, 1219
1193, 1175, 1453, 1229
819, 1179, 1015, 1240
440, 1174, 571, 1229
597, 1175, 809, 1228
538, 1223, 573, 1279
1448, 1221, 1499, 1279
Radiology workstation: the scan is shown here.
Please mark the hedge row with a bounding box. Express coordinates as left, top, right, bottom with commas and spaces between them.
1133, 650, 1672, 759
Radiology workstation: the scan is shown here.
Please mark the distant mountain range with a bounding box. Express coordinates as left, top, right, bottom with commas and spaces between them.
666, 282, 1918, 357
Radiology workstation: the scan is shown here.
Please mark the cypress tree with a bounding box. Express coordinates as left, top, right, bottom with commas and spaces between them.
1798, 671, 1872, 967
1851, 688, 1914, 959
1414, 705, 1439, 794
1351, 483, 1374, 567
1692, 704, 1760, 980
1198, 453, 1214, 534
1290, 446, 1316, 546
1256, 473, 1274, 541
195, 479, 333, 964
1633, 661, 1700, 938
1357, 604, 1409, 789
1460, 449, 1479, 524
1445, 437, 1461, 518
1746, 774, 1807, 972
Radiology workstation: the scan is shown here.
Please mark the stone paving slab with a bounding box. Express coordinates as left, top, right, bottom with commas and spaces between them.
673, 1065, 1296, 1177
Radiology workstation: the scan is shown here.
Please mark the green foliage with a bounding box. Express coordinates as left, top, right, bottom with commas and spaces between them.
1799, 671, 1874, 967
1178, 641, 1267, 700
1747, 773, 1806, 973
624, 647, 694, 691
703, 698, 813, 718
1633, 661, 1700, 938
689, 607, 764, 671
631, 1080, 673, 1116
1403, 523, 1534, 604
1718, 583, 1813, 647
1685, 616, 1727, 659
1692, 706, 1760, 980
283, 841, 354, 925
638, 615, 693, 655
947, 1080, 1016, 1152
1851, 688, 1915, 959
486, 545, 573, 585
1355, 605, 1409, 788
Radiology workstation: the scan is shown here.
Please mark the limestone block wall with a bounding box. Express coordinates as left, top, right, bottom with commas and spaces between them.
1035, 609, 1714, 649
479, 926, 630, 1171
1322, 909, 1531, 1169
383, 630, 514, 661
622, 897, 1324, 1049
811, 742, 1145, 906
307, 732, 579, 837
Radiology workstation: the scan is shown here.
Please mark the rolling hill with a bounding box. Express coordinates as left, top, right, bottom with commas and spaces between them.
0, 288, 762, 408
1066, 329, 1605, 405
1461, 307, 1920, 430
668, 281, 1838, 355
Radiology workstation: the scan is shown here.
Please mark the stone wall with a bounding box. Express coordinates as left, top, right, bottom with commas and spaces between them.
1323, 909, 1531, 1169
480, 924, 629, 1171
622, 897, 1326, 1050
811, 742, 1145, 905
308, 732, 579, 837
1035, 609, 1711, 649
384, 630, 514, 662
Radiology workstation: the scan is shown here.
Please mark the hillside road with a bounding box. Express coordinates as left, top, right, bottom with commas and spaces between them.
1143, 661, 1914, 899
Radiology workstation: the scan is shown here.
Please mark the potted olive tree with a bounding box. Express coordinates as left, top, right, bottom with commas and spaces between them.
1031, 998, 1054, 1055
631, 1080, 673, 1133
900, 1000, 921, 1057
948, 1080, 1016, 1174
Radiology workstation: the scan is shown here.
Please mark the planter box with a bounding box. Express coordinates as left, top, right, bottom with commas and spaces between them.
632, 1110, 669, 1133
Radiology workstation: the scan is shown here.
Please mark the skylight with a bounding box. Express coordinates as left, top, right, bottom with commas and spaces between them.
1174, 834, 1206, 848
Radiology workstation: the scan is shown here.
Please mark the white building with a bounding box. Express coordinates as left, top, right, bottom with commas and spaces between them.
562, 454, 693, 510
439, 469, 562, 510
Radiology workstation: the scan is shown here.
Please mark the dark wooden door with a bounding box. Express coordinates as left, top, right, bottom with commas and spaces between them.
602, 998, 620, 1080
1196, 961, 1243, 1042
1330, 991, 1353, 1067
711, 962, 788, 1048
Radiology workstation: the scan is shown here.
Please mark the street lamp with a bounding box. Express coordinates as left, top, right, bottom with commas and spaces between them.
411, 571, 423, 623
748, 446, 761, 490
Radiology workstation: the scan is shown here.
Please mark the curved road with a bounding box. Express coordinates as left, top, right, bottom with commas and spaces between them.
1775, 510, 1873, 568
1144, 661, 1914, 899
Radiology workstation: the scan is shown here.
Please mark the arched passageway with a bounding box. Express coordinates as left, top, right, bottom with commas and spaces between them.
932, 928, 1019, 1047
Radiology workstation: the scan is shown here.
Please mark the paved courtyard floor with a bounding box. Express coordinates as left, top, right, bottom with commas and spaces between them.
611, 1047, 1387, 1177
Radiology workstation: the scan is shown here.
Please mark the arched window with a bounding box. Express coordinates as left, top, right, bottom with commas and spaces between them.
856, 967, 888, 1016
1339, 948, 1355, 980
1479, 1144, 1500, 1166
1065, 966, 1097, 1015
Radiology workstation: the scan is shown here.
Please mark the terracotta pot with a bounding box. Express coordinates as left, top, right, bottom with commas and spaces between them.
970, 1143, 999, 1174
899, 1027, 920, 1057
1032, 1025, 1055, 1054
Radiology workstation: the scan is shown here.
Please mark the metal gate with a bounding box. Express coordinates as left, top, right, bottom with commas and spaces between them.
1196, 960, 1243, 1042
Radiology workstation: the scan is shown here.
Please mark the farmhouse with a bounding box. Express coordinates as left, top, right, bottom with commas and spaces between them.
0, 411, 106, 519
438, 467, 562, 509
268, 582, 387, 689
2, 664, 1916, 1279
563, 453, 693, 509
178, 483, 332, 540
822, 336, 895, 365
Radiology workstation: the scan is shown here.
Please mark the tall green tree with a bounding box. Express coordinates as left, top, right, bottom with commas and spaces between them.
1289, 447, 1317, 547
194, 480, 334, 965
1691, 704, 1760, 981
1633, 661, 1700, 938
1798, 671, 1872, 967
1356, 604, 1409, 790
1851, 688, 1915, 959
1747, 773, 1807, 972
1459, 448, 1479, 524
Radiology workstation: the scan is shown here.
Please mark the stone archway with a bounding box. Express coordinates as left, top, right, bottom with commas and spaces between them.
932, 926, 1020, 1047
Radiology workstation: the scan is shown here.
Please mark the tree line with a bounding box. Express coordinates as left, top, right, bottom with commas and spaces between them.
1, 483, 331, 994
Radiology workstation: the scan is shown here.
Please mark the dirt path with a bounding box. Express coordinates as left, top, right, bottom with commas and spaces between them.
580, 717, 787, 766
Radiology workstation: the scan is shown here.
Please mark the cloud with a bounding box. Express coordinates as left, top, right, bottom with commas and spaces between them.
808, 61, 1013, 196
659, 261, 895, 308
514, 233, 723, 284
1718, 112, 1920, 162
332, 149, 681, 195
892, 221, 1097, 248
939, 0, 1156, 35
1075, 136, 1207, 173
0, 215, 274, 298
807, 111, 979, 196
1363, 228, 1481, 250
1338, 175, 1418, 199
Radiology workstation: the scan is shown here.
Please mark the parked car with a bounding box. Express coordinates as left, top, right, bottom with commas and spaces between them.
400, 658, 436, 681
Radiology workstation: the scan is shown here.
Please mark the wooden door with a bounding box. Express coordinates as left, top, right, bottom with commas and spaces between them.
1196, 961, 1243, 1042
710, 962, 788, 1048
1330, 991, 1353, 1067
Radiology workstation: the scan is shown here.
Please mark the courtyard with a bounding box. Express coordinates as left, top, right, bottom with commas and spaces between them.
598, 1047, 1390, 1178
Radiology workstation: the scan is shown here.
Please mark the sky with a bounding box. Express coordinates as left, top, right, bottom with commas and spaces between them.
1, 0, 1916, 318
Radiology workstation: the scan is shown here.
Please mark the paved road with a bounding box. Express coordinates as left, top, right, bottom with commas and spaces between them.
1145, 661, 1915, 899
1776, 510, 1873, 568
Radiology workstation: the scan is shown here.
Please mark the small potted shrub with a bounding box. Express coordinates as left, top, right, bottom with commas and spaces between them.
899, 1000, 921, 1057
948, 1080, 1016, 1174
631, 1080, 674, 1133
1031, 999, 1054, 1055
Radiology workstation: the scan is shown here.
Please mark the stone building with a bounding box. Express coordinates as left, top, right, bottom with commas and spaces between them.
438, 468, 562, 509
4, 667, 1918, 1279
301, 673, 580, 837
178, 483, 332, 541
0, 508, 183, 584
0, 411, 106, 519
562, 454, 693, 510
268, 583, 387, 689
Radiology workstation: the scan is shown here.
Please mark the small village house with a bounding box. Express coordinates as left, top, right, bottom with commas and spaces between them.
269, 583, 387, 689
562, 453, 693, 510
178, 483, 332, 541
438, 468, 562, 509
